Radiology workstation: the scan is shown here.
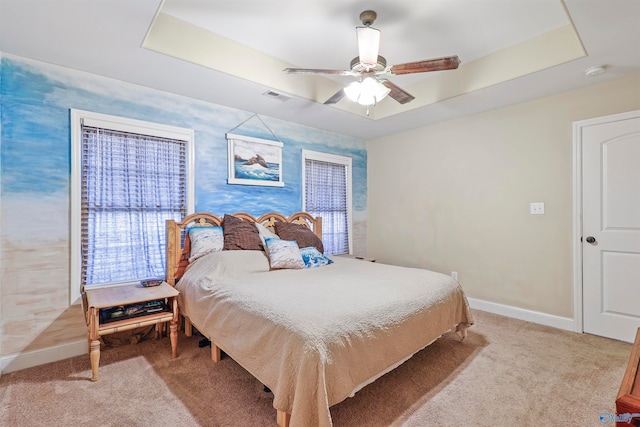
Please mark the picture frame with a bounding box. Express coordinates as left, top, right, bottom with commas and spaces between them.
226, 133, 284, 187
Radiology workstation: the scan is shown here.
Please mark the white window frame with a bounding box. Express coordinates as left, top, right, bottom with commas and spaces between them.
301, 149, 353, 255
70, 109, 194, 305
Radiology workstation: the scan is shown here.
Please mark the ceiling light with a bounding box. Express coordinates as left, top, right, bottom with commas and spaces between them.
356, 26, 380, 67
344, 77, 391, 106
584, 65, 607, 77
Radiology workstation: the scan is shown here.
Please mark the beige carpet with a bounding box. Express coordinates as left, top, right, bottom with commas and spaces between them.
0, 310, 631, 427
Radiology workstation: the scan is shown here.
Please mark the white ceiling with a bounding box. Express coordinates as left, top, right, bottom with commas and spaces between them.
1, 0, 639, 140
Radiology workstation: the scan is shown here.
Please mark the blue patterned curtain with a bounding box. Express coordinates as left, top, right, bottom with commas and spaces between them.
82, 126, 186, 286
304, 159, 349, 255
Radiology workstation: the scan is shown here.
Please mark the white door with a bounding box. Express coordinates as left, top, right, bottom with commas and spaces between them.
582, 110, 640, 343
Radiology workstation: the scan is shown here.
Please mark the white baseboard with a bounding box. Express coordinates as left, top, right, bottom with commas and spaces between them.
0, 340, 87, 376
467, 297, 578, 332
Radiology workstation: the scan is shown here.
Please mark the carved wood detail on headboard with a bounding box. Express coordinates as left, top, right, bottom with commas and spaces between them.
165, 212, 322, 286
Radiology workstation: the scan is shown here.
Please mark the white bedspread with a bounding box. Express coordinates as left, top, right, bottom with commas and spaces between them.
176, 251, 473, 427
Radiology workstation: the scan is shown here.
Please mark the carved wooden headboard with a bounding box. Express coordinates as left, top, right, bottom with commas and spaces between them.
165, 212, 322, 285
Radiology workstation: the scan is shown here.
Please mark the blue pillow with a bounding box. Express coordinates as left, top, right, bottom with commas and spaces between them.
300, 246, 334, 269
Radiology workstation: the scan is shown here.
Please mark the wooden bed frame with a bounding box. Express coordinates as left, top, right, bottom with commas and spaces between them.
165, 211, 322, 427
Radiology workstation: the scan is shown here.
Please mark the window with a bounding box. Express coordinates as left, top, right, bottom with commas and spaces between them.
70, 109, 194, 304
302, 150, 352, 255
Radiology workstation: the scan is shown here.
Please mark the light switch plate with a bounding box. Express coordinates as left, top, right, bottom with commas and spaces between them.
530, 202, 545, 215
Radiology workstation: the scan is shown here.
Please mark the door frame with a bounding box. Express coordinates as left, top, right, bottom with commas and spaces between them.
572, 109, 640, 335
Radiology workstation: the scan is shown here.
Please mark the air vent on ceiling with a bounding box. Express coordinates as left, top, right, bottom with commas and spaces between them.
262, 90, 291, 102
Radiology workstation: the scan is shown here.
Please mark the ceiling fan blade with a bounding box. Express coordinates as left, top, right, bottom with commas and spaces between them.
283, 68, 357, 76
380, 79, 415, 104
324, 89, 346, 105
390, 55, 461, 75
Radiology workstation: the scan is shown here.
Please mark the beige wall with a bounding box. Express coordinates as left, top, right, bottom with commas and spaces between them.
367, 74, 640, 319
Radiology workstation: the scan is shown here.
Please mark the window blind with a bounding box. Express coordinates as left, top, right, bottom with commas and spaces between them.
81, 126, 187, 287
304, 159, 349, 255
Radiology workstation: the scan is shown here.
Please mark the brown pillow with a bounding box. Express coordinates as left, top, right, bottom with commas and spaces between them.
223, 214, 262, 250
274, 221, 324, 254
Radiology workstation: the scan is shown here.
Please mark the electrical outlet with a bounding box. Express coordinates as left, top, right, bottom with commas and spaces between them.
530, 202, 545, 215
451, 271, 458, 281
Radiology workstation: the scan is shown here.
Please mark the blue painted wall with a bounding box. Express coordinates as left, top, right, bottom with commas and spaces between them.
0, 53, 367, 356
1, 55, 367, 217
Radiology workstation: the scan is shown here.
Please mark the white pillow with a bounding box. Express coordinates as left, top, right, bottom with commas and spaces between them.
255, 222, 280, 248
188, 226, 223, 263
264, 238, 304, 270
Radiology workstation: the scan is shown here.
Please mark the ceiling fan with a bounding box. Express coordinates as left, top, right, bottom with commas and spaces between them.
283, 10, 461, 108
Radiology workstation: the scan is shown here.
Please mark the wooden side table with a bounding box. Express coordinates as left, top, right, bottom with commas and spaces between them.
83, 282, 179, 381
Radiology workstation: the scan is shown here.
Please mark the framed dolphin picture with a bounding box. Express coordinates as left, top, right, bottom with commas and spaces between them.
226, 133, 284, 187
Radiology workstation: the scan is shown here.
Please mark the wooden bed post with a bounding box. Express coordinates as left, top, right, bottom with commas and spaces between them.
315, 217, 322, 241
184, 316, 193, 337
276, 410, 291, 427
165, 218, 179, 286
211, 342, 221, 363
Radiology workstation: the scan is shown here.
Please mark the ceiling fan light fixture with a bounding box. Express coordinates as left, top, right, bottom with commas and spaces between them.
344, 77, 390, 106
363, 77, 390, 103
344, 81, 362, 102
356, 26, 380, 67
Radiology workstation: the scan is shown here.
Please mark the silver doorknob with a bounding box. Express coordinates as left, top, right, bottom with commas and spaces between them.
585, 236, 596, 244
